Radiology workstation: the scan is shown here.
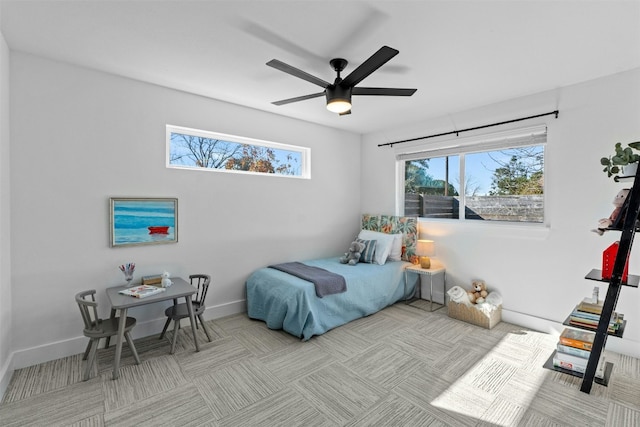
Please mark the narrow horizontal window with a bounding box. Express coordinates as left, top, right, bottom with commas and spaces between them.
400, 126, 546, 224
166, 125, 310, 179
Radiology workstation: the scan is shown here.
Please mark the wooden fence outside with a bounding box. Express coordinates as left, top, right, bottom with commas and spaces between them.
405, 193, 543, 222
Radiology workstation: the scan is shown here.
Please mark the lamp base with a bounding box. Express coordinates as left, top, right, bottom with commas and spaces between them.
419, 256, 431, 269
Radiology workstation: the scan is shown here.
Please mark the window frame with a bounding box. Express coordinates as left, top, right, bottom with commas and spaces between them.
396, 125, 547, 225
166, 124, 311, 179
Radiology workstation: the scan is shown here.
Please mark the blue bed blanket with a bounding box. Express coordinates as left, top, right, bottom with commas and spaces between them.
246, 257, 415, 340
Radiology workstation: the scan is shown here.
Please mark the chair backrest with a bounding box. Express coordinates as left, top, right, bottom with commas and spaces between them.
189, 274, 211, 306
75, 289, 101, 333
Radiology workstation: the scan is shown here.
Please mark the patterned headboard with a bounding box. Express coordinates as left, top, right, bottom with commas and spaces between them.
361, 214, 418, 264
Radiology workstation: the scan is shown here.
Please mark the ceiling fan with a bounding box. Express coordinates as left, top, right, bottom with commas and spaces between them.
267, 46, 417, 115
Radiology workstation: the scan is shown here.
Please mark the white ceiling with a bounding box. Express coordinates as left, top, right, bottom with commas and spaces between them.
1, 1, 639, 135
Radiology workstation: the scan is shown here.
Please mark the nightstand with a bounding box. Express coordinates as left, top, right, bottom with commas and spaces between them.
404, 264, 446, 312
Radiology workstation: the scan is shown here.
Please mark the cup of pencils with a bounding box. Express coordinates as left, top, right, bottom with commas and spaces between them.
119, 263, 135, 287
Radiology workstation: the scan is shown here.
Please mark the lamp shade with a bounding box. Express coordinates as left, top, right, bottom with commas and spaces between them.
416, 240, 435, 256
416, 239, 435, 268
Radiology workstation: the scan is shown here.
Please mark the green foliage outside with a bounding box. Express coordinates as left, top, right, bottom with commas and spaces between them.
405, 159, 458, 196
489, 149, 543, 195
406, 147, 543, 197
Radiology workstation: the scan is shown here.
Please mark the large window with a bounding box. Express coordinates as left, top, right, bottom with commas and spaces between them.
166, 125, 310, 179
400, 126, 546, 223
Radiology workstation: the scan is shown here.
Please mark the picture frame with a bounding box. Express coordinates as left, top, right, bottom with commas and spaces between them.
110, 197, 178, 247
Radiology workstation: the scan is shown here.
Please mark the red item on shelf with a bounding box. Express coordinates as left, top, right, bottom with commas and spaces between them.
602, 241, 629, 282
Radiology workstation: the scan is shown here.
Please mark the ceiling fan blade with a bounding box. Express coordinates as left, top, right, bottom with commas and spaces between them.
272, 92, 325, 106
244, 21, 324, 64
266, 59, 330, 88
340, 46, 399, 87
352, 87, 417, 96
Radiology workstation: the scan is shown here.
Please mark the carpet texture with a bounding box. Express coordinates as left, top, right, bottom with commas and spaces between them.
1, 300, 639, 426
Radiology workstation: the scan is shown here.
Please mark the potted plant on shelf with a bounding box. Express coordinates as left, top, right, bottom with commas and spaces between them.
601, 141, 640, 181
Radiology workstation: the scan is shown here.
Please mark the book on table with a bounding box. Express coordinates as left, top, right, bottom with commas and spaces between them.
141, 274, 162, 286
558, 328, 595, 351
119, 284, 166, 298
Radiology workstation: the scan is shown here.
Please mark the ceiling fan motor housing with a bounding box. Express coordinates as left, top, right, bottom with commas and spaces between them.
326, 84, 352, 104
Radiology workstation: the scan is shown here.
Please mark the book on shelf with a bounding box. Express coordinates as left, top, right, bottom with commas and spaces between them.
568, 319, 622, 334
557, 343, 590, 359
568, 306, 624, 333
558, 328, 595, 351
141, 274, 162, 286
577, 299, 603, 315
553, 352, 606, 379
119, 284, 166, 299
555, 348, 590, 367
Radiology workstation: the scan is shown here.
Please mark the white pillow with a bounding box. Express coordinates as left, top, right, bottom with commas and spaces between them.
357, 229, 396, 265
388, 233, 404, 261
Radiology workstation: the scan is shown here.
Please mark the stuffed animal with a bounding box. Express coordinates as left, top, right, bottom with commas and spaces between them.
340, 241, 365, 266
594, 188, 630, 235
467, 280, 488, 304
161, 271, 173, 288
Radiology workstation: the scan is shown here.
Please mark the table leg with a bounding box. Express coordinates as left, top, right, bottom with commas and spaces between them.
430, 274, 434, 312
185, 296, 200, 352
443, 271, 447, 306
113, 307, 128, 380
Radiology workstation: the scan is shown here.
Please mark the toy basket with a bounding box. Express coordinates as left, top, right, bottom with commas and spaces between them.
448, 301, 502, 329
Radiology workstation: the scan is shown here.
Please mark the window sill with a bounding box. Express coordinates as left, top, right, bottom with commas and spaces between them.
418, 217, 551, 240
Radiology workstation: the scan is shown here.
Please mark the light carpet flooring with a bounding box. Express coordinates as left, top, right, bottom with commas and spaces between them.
2, 300, 640, 426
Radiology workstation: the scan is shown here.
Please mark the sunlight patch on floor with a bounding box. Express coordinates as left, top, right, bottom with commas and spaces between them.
430, 329, 553, 426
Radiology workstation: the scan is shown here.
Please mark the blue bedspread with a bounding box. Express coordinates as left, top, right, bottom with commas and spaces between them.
246, 257, 415, 340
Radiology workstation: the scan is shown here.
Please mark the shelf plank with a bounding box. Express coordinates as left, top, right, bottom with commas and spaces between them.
543, 351, 612, 386
585, 269, 639, 288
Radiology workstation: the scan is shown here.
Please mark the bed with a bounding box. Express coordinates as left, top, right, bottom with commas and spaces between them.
246, 215, 419, 340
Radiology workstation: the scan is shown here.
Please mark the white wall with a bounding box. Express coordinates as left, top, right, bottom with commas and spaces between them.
0, 15, 12, 394
8, 52, 362, 369
5, 49, 639, 393
362, 68, 640, 357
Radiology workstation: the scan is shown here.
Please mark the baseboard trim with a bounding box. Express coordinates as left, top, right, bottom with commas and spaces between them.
503, 308, 640, 358
0, 357, 11, 402
3, 299, 247, 374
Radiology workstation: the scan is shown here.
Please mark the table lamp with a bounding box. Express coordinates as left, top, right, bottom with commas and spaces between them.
416, 239, 435, 269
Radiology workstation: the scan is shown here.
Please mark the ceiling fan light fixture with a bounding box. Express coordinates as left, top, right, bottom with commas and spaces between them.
326, 85, 352, 114
327, 99, 351, 114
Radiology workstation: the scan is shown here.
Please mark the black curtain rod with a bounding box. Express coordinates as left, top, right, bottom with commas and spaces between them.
378, 110, 559, 148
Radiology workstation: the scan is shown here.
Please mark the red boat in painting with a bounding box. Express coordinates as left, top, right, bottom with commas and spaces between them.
148, 226, 169, 234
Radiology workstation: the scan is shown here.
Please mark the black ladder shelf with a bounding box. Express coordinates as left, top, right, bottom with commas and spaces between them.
579, 165, 640, 393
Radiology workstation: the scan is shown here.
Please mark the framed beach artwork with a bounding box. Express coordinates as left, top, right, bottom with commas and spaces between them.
110, 197, 178, 247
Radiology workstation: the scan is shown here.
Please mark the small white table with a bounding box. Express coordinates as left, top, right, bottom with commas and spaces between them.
105, 277, 199, 379
404, 264, 446, 312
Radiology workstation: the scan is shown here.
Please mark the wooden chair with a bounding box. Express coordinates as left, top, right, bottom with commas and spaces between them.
159, 274, 212, 353
75, 289, 140, 381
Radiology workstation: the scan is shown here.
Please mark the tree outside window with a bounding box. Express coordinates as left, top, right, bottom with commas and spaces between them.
404, 145, 544, 223
167, 126, 309, 178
